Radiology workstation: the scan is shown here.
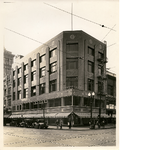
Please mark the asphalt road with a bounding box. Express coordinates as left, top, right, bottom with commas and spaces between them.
3, 126, 116, 147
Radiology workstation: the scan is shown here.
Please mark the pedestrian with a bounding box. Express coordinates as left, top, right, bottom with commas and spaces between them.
69, 120, 71, 129
55, 119, 59, 129
59, 119, 63, 129
102, 119, 105, 128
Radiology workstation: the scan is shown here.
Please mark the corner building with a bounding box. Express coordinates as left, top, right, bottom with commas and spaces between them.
11, 30, 108, 126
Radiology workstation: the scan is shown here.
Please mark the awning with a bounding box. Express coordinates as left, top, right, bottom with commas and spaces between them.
9, 115, 22, 118
101, 114, 109, 118
75, 113, 99, 118
4, 114, 11, 118
23, 114, 43, 118
45, 113, 57, 118
55, 112, 71, 118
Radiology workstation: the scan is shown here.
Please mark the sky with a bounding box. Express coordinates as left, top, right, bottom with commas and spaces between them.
2, 0, 119, 74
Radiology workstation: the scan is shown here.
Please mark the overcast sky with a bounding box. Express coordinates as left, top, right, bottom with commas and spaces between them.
3, 0, 119, 74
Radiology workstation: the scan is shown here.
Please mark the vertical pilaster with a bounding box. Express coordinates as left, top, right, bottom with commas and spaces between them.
21, 62, 24, 99
61, 97, 64, 106
46, 47, 50, 93
80, 97, 84, 106
15, 66, 18, 101
36, 53, 40, 96
28, 58, 31, 98
84, 40, 87, 91
11, 69, 13, 103
57, 41, 60, 91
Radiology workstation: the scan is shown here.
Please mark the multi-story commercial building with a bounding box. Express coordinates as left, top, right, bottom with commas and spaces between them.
3, 49, 15, 116
4, 48, 15, 77
106, 71, 116, 119
10, 30, 108, 126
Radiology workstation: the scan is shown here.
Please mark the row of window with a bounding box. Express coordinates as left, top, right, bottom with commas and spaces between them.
12, 96, 105, 111
13, 80, 57, 100
13, 48, 57, 76
13, 44, 104, 76
13, 60, 103, 88
13, 78, 104, 101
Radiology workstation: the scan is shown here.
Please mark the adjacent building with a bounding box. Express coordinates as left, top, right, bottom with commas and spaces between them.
3, 49, 15, 116
10, 30, 109, 126
106, 71, 116, 119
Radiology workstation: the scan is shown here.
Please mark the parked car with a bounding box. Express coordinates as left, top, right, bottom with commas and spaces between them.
33, 119, 48, 129
18, 121, 26, 127
24, 119, 34, 128
10, 119, 20, 127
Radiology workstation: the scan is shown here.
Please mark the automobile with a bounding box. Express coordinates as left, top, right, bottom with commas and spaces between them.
10, 119, 20, 127
18, 121, 26, 127
33, 119, 48, 129
24, 119, 34, 128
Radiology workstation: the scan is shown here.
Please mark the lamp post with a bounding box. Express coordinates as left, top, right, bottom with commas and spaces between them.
88, 92, 95, 123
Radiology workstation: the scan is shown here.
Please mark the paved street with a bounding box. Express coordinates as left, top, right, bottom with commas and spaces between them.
3, 126, 116, 147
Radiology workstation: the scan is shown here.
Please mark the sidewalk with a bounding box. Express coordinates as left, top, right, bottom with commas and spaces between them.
48, 124, 116, 131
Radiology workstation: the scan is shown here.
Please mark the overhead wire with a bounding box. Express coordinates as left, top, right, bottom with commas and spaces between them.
43, 2, 116, 31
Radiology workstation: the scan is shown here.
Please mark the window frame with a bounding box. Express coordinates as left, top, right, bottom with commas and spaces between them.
49, 80, 57, 92
88, 46, 94, 56
50, 62, 57, 74
40, 67, 46, 78
88, 61, 94, 73
88, 79, 94, 91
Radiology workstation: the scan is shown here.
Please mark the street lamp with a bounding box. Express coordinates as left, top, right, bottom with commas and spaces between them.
88, 92, 95, 123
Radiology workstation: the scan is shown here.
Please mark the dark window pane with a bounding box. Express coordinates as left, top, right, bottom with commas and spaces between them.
64, 96, 72, 106
66, 43, 78, 52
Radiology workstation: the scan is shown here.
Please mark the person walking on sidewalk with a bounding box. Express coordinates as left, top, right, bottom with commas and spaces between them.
68, 120, 71, 129
59, 119, 63, 129
55, 119, 59, 129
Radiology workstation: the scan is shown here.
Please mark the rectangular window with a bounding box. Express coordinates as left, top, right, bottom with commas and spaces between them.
55, 98, 61, 107
50, 48, 57, 58
98, 65, 102, 76
18, 78, 21, 86
66, 59, 78, 69
31, 71, 36, 81
31, 86, 36, 96
66, 77, 78, 88
49, 100, 54, 107
8, 87, 11, 95
18, 68, 21, 74
12, 106, 16, 111
95, 99, 100, 107
40, 54, 45, 63
17, 105, 19, 110
24, 74, 28, 84
84, 97, 90, 106
39, 83, 45, 95
24, 64, 28, 71
88, 79, 94, 91
98, 81, 103, 93
31, 59, 36, 67
13, 92, 15, 100
18, 91, 21, 100
98, 52, 104, 59
108, 85, 114, 96
49, 80, 57, 92
64, 96, 72, 106
13, 71, 15, 76
24, 88, 28, 98
88, 46, 94, 56
66, 43, 78, 52
8, 99, 11, 106
88, 61, 94, 73
13, 80, 15, 87
50, 62, 57, 74
73, 96, 80, 106
40, 67, 46, 78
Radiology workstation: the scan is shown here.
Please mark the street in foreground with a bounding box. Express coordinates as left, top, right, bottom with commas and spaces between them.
3, 126, 116, 147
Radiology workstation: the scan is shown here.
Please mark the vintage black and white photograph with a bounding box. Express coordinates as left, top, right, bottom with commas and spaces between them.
2, 0, 119, 148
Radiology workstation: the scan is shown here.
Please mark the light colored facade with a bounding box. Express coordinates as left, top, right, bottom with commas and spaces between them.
10, 30, 108, 125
